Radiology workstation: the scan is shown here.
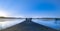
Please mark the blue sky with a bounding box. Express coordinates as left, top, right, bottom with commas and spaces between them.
0, 0, 60, 30
0, 0, 60, 17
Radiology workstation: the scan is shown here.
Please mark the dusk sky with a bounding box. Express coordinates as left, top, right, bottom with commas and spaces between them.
0, 0, 60, 17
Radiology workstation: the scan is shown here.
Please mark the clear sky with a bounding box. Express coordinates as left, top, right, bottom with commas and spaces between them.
0, 0, 60, 30
0, 0, 60, 17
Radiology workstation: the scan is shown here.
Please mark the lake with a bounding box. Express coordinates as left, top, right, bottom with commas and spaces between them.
0, 19, 60, 30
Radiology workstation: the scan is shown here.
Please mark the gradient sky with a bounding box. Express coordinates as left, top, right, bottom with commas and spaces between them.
0, 0, 60, 17
0, 0, 60, 30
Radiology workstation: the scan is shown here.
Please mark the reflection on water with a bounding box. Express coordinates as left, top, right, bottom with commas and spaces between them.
0, 19, 60, 30
0, 19, 25, 30
32, 19, 60, 30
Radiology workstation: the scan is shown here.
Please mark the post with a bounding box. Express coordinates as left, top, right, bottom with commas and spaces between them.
55, 18, 57, 24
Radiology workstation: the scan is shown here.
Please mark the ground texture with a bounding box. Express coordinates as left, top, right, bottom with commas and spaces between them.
1, 20, 58, 31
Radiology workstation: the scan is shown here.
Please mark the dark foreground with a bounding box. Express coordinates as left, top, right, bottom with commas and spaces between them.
1, 20, 58, 31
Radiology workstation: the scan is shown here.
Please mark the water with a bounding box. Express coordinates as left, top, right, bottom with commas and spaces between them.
0, 19, 25, 30
32, 19, 60, 30
0, 19, 60, 30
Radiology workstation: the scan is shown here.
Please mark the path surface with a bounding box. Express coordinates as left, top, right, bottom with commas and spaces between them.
1, 20, 58, 31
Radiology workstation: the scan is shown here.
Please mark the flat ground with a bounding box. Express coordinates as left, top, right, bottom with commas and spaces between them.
1, 20, 58, 31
